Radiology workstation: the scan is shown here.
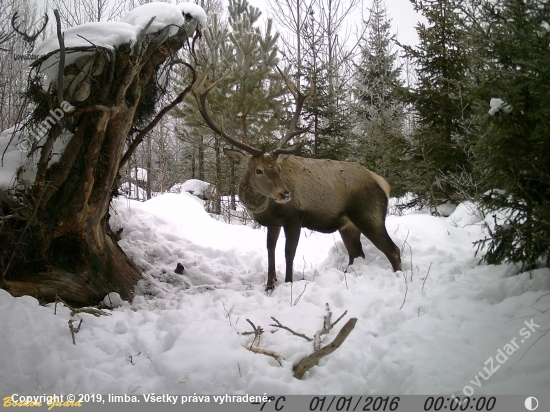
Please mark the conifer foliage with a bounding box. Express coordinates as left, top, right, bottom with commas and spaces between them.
401, 0, 478, 211
470, 0, 550, 269
353, 0, 407, 196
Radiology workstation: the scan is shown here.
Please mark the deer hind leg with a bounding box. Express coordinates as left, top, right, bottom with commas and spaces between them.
266, 226, 281, 290
350, 195, 402, 272
338, 220, 365, 265
353, 217, 401, 271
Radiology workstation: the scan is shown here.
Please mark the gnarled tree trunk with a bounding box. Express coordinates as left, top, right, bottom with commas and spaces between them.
0, 17, 200, 305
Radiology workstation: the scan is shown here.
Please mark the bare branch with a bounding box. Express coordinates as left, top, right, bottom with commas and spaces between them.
246, 318, 264, 348
222, 302, 233, 326
242, 318, 282, 365
55, 294, 111, 317
331, 310, 348, 328
293, 281, 309, 306
68, 319, 82, 345
120, 61, 195, 169
399, 272, 408, 310
270, 317, 313, 342
243, 345, 283, 365
313, 303, 333, 351
422, 263, 433, 290
0, 30, 15, 52
53, 10, 66, 107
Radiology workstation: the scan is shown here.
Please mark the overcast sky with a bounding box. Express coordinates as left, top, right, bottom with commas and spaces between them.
384, 0, 424, 46
248, 0, 424, 47
32, 0, 423, 47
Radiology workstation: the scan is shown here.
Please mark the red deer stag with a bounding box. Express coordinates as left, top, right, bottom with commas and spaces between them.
191, 68, 402, 291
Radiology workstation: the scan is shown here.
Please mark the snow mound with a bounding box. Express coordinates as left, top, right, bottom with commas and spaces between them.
131, 167, 148, 182
102, 292, 124, 308
120, 3, 185, 35
447, 201, 484, 227
177, 2, 208, 27
33, 22, 137, 56
170, 179, 211, 198
437, 200, 457, 217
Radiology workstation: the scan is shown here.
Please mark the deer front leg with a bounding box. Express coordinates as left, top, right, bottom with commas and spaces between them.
283, 222, 302, 283
266, 226, 281, 291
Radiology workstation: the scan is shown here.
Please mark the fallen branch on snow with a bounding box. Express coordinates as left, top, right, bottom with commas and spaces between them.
55, 294, 111, 317
271, 303, 355, 379
293, 317, 357, 379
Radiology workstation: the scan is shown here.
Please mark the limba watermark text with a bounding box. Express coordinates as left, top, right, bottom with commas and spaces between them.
20, 100, 74, 152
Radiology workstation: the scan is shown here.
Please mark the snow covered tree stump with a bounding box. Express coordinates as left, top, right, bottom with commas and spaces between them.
0, 4, 205, 305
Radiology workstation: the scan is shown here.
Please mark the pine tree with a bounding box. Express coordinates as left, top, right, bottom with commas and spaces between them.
302, 59, 353, 161
353, 0, 408, 196
226, 0, 287, 147
401, 0, 478, 211
173, 0, 288, 213
470, 0, 550, 269
172, 12, 231, 213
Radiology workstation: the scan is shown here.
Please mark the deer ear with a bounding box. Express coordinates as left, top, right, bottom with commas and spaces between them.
276, 154, 290, 163
223, 148, 250, 166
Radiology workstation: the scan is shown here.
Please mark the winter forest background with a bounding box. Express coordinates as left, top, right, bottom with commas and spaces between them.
1, 0, 548, 281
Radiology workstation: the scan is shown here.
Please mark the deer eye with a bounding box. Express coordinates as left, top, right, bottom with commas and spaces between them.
256, 169, 263, 175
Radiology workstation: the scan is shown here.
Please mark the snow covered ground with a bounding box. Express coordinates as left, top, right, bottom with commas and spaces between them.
0, 192, 548, 395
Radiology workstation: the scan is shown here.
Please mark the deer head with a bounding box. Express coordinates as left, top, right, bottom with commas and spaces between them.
223, 149, 291, 203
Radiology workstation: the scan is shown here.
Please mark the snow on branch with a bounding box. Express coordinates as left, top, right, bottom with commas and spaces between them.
488, 98, 512, 115
31, 2, 207, 88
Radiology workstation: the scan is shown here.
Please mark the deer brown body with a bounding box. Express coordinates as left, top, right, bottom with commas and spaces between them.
225, 150, 402, 290
191, 66, 401, 291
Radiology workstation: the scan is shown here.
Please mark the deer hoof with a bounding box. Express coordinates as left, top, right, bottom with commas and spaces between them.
265, 285, 275, 295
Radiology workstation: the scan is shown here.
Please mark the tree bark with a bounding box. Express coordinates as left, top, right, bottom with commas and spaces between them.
0, 18, 200, 306
214, 135, 222, 215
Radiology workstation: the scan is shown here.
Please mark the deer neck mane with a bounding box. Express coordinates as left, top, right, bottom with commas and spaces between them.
238, 172, 270, 214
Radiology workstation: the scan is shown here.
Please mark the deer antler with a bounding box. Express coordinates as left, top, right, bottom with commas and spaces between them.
272, 66, 314, 156
191, 67, 265, 157
11, 12, 49, 44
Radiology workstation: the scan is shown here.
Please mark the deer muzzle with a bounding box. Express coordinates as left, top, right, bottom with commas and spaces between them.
276, 190, 291, 203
